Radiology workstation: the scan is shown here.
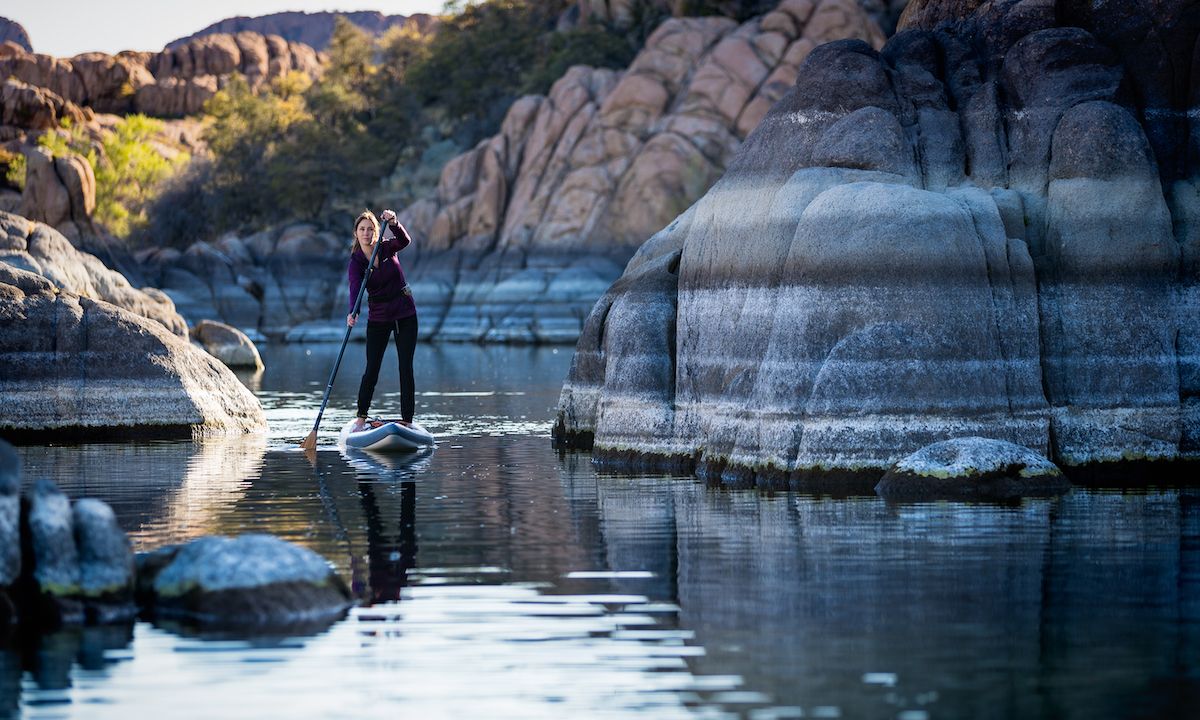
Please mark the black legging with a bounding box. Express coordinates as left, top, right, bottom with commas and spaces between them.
357, 315, 418, 421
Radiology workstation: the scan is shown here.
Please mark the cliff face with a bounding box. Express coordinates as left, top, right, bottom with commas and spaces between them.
389, 0, 883, 341
555, 0, 1200, 478
165, 11, 434, 52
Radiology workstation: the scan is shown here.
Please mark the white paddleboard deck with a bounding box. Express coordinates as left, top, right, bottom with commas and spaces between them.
338, 419, 435, 452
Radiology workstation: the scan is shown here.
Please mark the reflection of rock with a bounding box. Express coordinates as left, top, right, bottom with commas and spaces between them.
578, 470, 1200, 717
875, 437, 1069, 500
140, 534, 353, 629
190, 318, 265, 370
558, 2, 1200, 477
0, 262, 265, 439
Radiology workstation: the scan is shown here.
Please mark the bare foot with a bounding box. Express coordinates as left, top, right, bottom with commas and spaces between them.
351, 417, 367, 432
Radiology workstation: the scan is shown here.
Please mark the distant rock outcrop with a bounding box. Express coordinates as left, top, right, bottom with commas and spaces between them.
0, 17, 32, 52
166, 10, 434, 52
555, 0, 1200, 480
0, 32, 322, 120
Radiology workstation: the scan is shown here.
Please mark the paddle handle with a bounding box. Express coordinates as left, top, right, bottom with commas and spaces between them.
308, 217, 390, 434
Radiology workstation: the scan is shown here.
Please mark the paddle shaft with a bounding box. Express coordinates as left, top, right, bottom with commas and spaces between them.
308, 218, 391, 435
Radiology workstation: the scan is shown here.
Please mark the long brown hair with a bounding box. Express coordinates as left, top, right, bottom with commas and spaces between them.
350, 209, 380, 254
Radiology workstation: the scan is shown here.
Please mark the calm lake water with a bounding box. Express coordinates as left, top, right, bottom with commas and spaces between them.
6, 343, 1199, 719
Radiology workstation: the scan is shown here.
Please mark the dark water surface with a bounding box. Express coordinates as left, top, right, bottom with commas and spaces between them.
7, 344, 1199, 719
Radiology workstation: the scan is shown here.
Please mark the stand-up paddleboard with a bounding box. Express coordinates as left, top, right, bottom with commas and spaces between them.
338, 419, 436, 452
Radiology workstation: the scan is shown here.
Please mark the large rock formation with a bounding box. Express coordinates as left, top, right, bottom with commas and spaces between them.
145, 0, 883, 342
166, 11, 434, 52
555, 0, 1200, 480
0, 32, 322, 119
0, 18, 32, 52
1, 210, 186, 335
0, 246, 265, 440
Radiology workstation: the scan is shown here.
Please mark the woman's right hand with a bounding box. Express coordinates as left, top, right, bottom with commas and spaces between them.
347, 313, 356, 327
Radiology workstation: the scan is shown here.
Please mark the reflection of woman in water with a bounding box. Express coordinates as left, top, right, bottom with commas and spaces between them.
356, 480, 417, 604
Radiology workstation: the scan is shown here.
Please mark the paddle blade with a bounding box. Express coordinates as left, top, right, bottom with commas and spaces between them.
300, 430, 318, 452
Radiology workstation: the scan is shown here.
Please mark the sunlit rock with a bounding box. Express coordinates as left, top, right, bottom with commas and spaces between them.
140, 534, 353, 629
190, 318, 264, 370
875, 437, 1069, 501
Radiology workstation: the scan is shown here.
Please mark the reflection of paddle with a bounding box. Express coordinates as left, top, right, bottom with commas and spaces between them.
300, 215, 390, 451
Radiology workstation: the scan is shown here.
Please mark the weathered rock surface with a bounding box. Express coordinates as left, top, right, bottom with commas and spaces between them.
190, 319, 264, 370
875, 437, 1069, 500
0, 18, 33, 52
0, 31, 322, 119
144, 0, 883, 342
167, 10, 434, 52
140, 534, 353, 628
1, 210, 186, 335
0, 261, 265, 440
556, 0, 1200, 478
27, 480, 81, 600
73, 499, 135, 601
0, 439, 19, 587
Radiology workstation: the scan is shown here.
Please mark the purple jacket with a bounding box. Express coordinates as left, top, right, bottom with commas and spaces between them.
347, 220, 417, 322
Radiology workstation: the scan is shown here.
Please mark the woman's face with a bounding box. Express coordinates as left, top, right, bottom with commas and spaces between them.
356, 219, 376, 248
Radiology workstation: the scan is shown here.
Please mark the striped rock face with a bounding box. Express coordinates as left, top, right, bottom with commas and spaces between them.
557, 0, 1200, 481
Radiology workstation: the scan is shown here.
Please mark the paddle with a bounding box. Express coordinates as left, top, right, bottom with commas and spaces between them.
300, 215, 391, 451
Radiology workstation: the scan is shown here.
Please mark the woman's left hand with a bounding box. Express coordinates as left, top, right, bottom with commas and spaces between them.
380, 209, 397, 224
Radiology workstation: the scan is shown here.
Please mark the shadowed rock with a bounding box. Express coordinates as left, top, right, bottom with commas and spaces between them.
875, 437, 1070, 500
140, 534, 353, 630
0, 439, 18, 588
27, 481, 80, 606
73, 499, 135, 621
557, 0, 1200, 481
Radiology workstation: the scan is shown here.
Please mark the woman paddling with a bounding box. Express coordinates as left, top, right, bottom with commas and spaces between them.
347, 209, 417, 432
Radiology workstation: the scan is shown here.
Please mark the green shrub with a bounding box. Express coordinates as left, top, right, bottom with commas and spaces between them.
0, 148, 25, 191
35, 116, 185, 238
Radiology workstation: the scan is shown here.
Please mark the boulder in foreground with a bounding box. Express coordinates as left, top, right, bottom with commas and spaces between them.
875, 437, 1070, 501
139, 534, 353, 631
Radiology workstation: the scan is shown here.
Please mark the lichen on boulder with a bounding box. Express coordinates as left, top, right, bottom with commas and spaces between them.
141, 534, 353, 630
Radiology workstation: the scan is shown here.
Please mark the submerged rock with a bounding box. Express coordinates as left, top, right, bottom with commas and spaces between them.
190, 319, 264, 370
557, 1, 1200, 480
875, 437, 1070, 501
141, 534, 353, 629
